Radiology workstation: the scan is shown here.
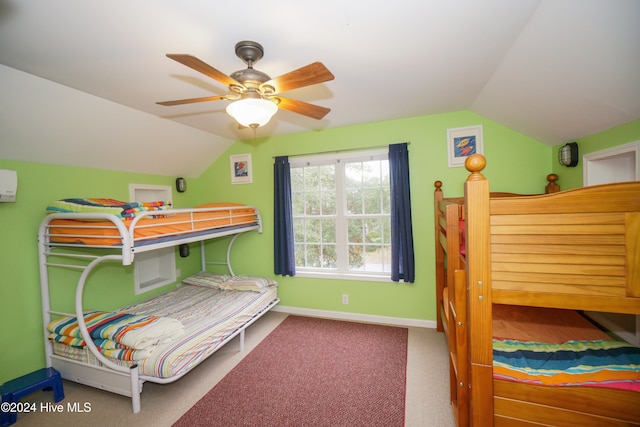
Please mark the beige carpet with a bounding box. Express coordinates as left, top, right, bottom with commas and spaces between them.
12, 312, 454, 427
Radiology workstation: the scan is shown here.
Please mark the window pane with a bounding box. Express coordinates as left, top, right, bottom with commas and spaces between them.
319, 165, 336, 215
363, 160, 381, 186
294, 244, 306, 267
305, 166, 320, 189
364, 246, 383, 271
305, 191, 320, 215
364, 188, 381, 214
292, 191, 304, 215
347, 219, 363, 243
364, 218, 382, 244
307, 244, 321, 268
383, 218, 391, 244
321, 219, 336, 242
382, 244, 392, 272
306, 219, 321, 242
322, 190, 335, 215
291, 168, 304, 190
382, 187, 390, 215
293, 219, 306, 242
319, 165, 335, 190
349, 244, 363, 269
322, 245, 337, 268
345, 163, 362, 188
346, 188, 362, 214
380, 161, 390, 185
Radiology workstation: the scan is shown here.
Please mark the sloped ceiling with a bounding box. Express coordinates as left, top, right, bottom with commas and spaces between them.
0, 0, 639, 176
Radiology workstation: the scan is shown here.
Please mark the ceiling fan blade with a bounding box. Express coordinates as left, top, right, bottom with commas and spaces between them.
261, 62, 334, 94
274, 97, 331, 120
165, 54, 243, 89
156, 95, 228, 106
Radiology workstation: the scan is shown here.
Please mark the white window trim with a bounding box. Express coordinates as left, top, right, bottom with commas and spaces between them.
290, 149, 392, 281
288, 149, 388, 168
295, 270, 392, 282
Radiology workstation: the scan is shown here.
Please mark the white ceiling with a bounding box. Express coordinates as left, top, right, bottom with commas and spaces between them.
1, 0, 639, 176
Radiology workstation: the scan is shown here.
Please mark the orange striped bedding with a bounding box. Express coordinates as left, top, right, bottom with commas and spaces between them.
47, 203, 257, 246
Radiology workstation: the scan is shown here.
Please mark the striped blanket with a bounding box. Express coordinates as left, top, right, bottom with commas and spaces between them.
50, 286, 278, 377
46, 198, 171, 218
48, 311, 184, 361
48, 335, 155, 361
493, 339, 640, 391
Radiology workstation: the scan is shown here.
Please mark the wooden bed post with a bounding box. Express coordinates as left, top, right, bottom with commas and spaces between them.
545, 173, 559, 194
434, 181, 445, 332
463, 155, 493, 426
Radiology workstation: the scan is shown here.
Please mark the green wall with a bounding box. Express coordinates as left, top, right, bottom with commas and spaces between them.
0, 110, 553, 383
197, 110, 551, 320
0, 161, 202, 383
552, 119, 640, 189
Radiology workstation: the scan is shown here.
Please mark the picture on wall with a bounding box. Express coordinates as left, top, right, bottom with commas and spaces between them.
447, 125, 483, 167
230, 153, 253, 184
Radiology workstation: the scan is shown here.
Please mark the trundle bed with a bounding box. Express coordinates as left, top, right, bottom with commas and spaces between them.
434, 155, 640, 426
38, 201, 279, 413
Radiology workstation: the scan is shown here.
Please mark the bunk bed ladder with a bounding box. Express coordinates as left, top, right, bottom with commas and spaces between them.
449, 268, 469, 427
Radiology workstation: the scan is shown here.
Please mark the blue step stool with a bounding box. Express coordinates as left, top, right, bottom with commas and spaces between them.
1, 367, 64, 427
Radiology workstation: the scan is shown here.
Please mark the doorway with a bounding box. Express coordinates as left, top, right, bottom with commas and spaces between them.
583, 141, 639, 185
583, 140, 640, 345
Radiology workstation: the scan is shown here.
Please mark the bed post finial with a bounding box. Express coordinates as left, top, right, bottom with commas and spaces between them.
465, 154, 486, 181
545, 173, 560, 193
434, 180, 443, 192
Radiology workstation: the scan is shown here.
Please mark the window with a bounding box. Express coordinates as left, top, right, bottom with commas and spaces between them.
290, 150, 391, 279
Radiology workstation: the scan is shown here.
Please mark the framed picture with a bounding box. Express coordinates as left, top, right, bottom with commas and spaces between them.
230, 153, 253, 184
446, 125, 483, 167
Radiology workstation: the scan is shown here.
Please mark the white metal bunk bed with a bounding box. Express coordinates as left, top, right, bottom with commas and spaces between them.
38, 204, 279, 413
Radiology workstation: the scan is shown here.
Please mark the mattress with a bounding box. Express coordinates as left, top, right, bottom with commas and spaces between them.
441, 289, 609, 343
47, 204, 258, 247
491, 304, 639, 391
51, 284, 278, 379
493, 338, 640, 391
442, 286, 639, 390
492, 304, 611, 343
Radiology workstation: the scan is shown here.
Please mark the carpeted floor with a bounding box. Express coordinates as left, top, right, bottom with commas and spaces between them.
173, 315, 408, 427
12, 311, 455, 426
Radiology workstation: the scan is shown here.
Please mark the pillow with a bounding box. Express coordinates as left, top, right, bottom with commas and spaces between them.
182, 272, 231, 289
224, 275, 278, 291
182, 272, 277, 292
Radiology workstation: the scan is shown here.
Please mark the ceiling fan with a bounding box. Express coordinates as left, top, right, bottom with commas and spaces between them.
157, 41, 335, 130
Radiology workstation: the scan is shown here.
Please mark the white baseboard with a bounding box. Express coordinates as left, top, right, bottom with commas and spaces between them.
272, 305, 436, 329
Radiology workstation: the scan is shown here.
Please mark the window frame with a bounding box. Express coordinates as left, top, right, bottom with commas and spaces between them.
289, 149, 392, 282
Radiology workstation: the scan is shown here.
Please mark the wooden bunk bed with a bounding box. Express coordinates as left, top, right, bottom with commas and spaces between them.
434, 171, 560, 426
38, 202, 279, 413
435, 155, 640, 426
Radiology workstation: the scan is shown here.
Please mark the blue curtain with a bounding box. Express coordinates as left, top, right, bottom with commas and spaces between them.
389, 143, 415, 283
273, 156, 296, 276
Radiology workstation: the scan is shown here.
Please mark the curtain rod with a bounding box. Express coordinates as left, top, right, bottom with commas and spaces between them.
272, 142, 410, 159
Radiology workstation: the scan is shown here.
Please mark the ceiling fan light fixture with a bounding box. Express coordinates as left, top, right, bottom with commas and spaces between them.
226, 98, 278, 128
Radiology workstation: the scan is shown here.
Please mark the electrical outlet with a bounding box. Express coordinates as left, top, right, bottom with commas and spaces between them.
342, 294, 349, 305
